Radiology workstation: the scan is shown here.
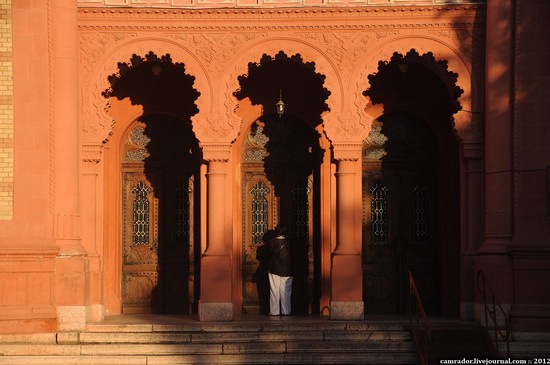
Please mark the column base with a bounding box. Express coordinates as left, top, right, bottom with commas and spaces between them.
87, 304, 104, 323
57, 305, 86, 331
330, 301, 364, 320
198, 301, 233, 321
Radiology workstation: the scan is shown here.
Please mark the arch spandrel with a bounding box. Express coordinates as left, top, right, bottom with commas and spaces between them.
80, 37, 211, 146
217, 38, 343, 146
353, 36, 482, 143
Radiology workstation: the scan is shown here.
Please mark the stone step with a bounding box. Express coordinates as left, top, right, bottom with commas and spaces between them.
498, 341, 550, 358
83, 321, 407, 333
0, 352, 421, 365
60, 328, 411, 344
0, 339, 415, 356
0, 317, 419, 364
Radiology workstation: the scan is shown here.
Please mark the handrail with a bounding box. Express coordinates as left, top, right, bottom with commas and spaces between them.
476, 269, 512, 358
408, 270, 432, 365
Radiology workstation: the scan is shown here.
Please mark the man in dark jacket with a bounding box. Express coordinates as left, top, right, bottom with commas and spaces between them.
268, 225, 292, 316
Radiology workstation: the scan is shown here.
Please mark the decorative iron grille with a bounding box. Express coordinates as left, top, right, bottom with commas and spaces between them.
132, 181, 151, 245
251, 181, 270, 245
173, 182, 191, 242
412, 182, 429, 245
370, 181, 388, 245
292, 182, 309, 245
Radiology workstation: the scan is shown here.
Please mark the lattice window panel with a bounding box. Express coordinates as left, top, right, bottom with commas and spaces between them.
292, 182, 309, 245
173, 182, 191, 242
412, 182, 429, 246
251, 181, 270, 245
370, 181, 388, 246
132, 181, 151, 245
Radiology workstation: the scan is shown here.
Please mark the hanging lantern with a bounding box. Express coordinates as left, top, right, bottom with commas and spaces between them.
276, 89, 285, 117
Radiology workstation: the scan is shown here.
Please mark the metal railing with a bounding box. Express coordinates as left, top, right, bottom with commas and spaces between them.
408, 271, 432, 365
476, 269, 511, 357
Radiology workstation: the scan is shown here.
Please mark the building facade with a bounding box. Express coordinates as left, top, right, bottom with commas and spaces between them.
0, 0, 549, 334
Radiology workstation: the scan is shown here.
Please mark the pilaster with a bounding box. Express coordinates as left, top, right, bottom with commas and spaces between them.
460, 141, 483, 320
330, 143, 364, 320
481, 0, 514, 254
198, 144, 233, 321
475, 0, 515, 319
51, 0, 87, 331
82, 144, 104, 323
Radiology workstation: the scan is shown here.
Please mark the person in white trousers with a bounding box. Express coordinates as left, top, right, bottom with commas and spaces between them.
267, 225, 293, 316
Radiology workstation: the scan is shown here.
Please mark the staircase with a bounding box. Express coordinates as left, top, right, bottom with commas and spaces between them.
0, 314, 420, 365
425, 322, 497, 364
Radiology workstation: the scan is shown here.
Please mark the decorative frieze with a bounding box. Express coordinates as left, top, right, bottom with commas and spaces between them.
77, 0, 484, 9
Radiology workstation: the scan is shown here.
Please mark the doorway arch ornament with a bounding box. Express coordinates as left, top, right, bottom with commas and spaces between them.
353, 36, 483, 143
80, 38, 210, 147
219, 38, 343, 145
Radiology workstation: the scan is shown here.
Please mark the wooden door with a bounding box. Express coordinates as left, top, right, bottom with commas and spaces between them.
122, 172, 159, 313
362, 114, 441, 314
121, 117, 199, 314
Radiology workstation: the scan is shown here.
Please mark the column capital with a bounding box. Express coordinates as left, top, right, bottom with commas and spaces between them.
82, 144, 103, 164
201, 143, 231, 162
332, 142, 362, 161
461, 141, 483, 160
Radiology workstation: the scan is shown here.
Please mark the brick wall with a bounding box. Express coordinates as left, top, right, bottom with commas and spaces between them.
0, 0, 13, 221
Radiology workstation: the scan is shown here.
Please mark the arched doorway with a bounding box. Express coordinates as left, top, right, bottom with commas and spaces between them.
362, 113, 441, 314
104, 53, 201, 314
235, 52, 329, 315
240, 115, 322, 315
362, 50, 462, 315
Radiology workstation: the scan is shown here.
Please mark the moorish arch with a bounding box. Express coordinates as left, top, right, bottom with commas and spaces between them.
81, 38, 211, 147
352, 36, 482, 143
216, 38, 343, 145
81, 43, 207, 315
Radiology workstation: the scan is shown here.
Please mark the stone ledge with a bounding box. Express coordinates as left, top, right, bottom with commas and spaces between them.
198, 302, 233, 321
330, 301, 364, 320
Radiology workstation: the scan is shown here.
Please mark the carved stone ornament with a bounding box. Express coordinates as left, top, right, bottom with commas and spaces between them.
244, 122, 270, 161
363, 125, 388, 160
125, 126, 151, 162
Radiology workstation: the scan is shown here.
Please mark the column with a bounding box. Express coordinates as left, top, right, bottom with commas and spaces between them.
330, 144, 364, 320
51, 0, 87, 331
198, 145, 233, 321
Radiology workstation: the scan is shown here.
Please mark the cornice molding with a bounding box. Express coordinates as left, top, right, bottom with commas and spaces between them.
78, 6, 485, 30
